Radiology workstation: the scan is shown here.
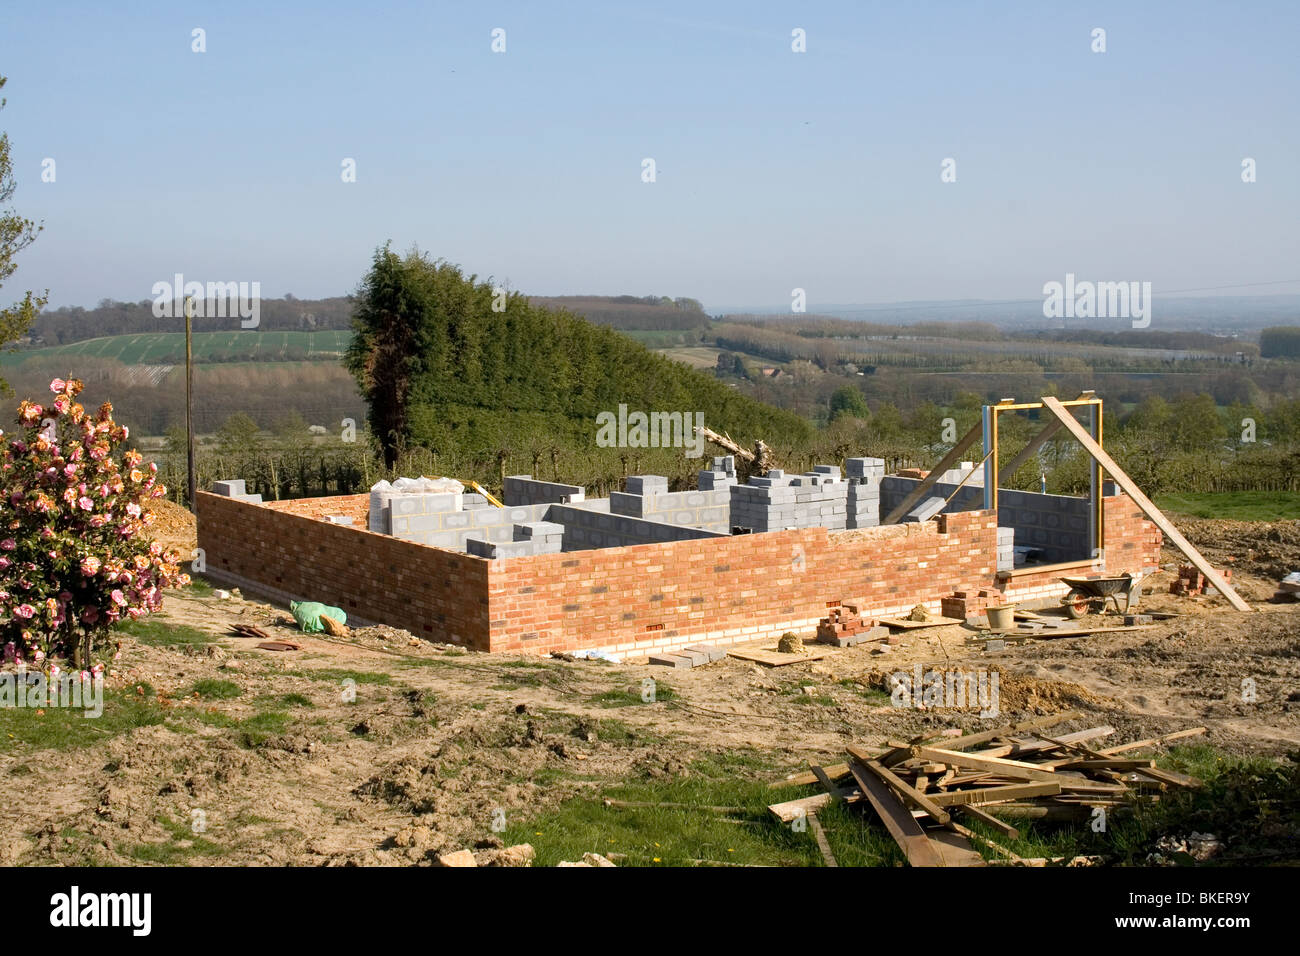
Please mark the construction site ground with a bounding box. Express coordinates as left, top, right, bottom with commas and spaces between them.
2, 505, 1297, 867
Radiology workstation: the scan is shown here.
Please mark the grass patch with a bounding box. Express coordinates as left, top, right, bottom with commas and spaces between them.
127, 813, 224, 864
1156, 491, 1300, 521
589, 683, 677, 707
285, 668, 393, 686
278, 693, 314, 708
114, 618, 217, 648
0, 689, 167, 751
238, 711, 292, 747
185, 679, 241, 700
186, 576, 216, 597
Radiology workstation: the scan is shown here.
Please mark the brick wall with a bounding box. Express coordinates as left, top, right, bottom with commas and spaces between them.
197, 492, 491, 648
196, 488, 1161, 659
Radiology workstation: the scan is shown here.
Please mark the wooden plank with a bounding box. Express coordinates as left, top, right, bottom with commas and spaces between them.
768, 793, 836, 823
943, 818, 1020, 863
914, 746, 1060, 781
810, 764, 842, 797
877, 615, 965, 630
1000, 624, 1155, 640
726, 643, 838, 667
1055, 759, 1156, 772
956, 804, 1021, 840
1041, 395, 1251, 612
926, 826, 988, 867
848, 761, 948, 867
882, 420, 985, 525
1013, 726, 1116, 757
939, 711, 1083, 752
768, 761, 856, 790
1096, 727, 1207, 756
807, 812, 839, 868
928, 781, 1062, 807
1133, 766, 1203, 790
859, 758, 952, 825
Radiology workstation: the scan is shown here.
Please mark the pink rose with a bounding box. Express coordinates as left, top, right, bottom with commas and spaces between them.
78, 497, 94, 511
0, 539, 14, 550
50, 379, 66, 394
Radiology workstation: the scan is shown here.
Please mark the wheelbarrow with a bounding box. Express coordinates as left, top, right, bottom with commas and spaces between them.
1059, 573, 1142, 619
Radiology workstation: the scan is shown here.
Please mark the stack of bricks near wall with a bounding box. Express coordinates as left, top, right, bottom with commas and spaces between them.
816, 601, 889, 647
1170, 565, 1233, 597
941, 588, 1007, 623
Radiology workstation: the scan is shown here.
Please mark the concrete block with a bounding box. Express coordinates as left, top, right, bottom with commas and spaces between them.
514, 520, 565, 539
904, 497, 946, 523
683, 644, 728, 662
648, 654, 693, 668
212, 479, 246, 497
625, 475, 669, 496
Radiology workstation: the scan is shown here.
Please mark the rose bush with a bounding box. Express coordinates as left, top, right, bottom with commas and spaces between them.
0, 377, 188, 666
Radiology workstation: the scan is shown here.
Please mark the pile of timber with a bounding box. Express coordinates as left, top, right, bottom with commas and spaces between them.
768, 713, 1206, 867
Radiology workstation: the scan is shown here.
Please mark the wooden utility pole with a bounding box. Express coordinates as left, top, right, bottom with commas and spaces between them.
184, 295, 196, 509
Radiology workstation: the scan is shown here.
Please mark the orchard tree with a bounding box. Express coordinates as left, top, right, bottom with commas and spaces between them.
0, 378, 188, 667
0, 75, 47, 393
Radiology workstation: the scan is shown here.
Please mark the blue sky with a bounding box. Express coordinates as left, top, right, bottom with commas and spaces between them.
2, 0, 1297, 311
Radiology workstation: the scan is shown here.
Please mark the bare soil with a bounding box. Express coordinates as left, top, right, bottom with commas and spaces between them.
2, 516, 1296, 866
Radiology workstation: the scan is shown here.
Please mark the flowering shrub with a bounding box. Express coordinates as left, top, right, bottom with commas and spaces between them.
0, 378, 188, 666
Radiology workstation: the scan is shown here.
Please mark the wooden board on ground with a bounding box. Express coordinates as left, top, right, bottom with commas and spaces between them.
1008, 624, 1154, 639
849, 762, 950, 867
926, 826, 988, 867
878, 615, 965, 630
727, 643, 838, 666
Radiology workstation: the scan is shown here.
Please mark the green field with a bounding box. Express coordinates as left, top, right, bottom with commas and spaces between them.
1, 330, 354, 367
1156, 491, 1300, 521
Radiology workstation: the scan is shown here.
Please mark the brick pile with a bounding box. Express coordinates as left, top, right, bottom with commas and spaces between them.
815, 601, 888, 647
940, 588, 1005, 620
1170, 564, 1232, 596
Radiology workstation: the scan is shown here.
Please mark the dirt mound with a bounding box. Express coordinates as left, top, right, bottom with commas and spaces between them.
1174, 516, 1300, 581
147, 498, 197, 556
856, 669, 1114, 714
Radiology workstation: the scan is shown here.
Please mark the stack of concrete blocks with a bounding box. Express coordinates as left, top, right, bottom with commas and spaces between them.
728, 466, 848, 533
461, 493, 493, 510
503, 475, 585, 507
610, 474, 732, 533
464, 521, 566, 560
931, 462, 984, 486
513, 521, 564, 553
697, 456, 738, 491
996, 526, 1015, 571
844, 457, 885, 529
547, 502, 725, 550
212, 479, 263, 505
